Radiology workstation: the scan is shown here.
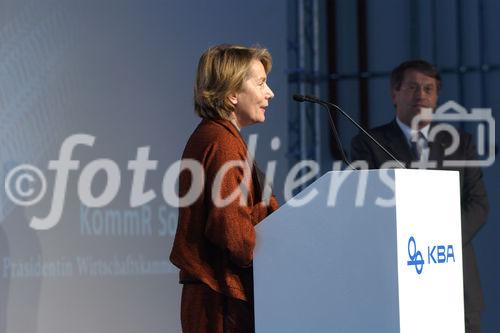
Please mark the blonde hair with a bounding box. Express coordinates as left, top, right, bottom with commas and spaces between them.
194, 44, 272, 120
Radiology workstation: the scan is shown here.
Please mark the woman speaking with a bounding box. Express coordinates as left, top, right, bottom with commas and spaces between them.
170, 44, 279, 332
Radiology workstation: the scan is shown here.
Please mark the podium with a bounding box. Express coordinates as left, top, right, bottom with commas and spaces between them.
254, 169, 464, 333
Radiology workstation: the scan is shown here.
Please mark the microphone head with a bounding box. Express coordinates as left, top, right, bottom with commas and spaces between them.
305, 95, 319, 102
292, 94, 306, 102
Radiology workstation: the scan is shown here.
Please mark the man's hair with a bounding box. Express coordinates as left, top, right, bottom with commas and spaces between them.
194, 44, 272, 120
390, 59, 441, 91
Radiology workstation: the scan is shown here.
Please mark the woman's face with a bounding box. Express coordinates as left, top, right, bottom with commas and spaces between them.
230, 60, 274, 128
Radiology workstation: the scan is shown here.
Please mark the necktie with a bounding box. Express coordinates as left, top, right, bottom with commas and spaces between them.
410, 131, 427, 161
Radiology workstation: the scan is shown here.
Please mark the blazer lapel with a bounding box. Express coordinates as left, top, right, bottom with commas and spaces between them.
210, 118, 265, 197
383, 120, 414, 166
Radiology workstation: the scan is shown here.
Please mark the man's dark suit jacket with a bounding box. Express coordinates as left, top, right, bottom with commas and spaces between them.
351, 119, 489, 313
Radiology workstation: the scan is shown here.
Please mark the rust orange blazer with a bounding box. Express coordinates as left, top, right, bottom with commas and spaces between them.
170, 118, 279, 302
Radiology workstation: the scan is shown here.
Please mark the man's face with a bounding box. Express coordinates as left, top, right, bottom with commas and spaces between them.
392, 69, 439, 128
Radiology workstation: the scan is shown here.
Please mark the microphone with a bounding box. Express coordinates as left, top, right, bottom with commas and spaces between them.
292, 94, 310, 102
293, 94, 331, 104
293, 94, 406, 169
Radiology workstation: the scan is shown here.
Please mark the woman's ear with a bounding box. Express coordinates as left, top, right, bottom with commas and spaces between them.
227, 92, 238, 106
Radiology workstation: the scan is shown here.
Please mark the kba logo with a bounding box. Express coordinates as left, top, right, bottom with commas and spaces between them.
407, 236, 456, 275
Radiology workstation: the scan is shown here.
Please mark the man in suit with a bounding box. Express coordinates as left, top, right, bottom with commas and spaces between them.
351, 60, 489, 333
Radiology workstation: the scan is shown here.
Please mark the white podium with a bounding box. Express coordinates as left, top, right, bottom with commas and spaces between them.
254, 169, 464, 333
